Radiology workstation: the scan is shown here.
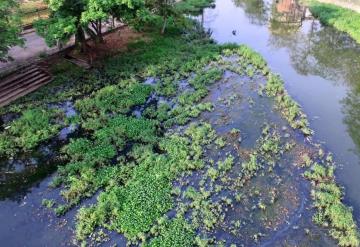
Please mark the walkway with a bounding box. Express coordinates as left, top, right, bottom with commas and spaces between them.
0, 30, 72, 72
0, 21, 122, 73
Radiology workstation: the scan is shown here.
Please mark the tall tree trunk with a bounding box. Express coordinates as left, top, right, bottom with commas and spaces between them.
97, 20, 104, 43
161, 16, 167, 34
75, 27, 87, 53
90, 21, 104, 44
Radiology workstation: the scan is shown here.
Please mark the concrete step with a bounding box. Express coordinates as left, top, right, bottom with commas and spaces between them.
0, 66, 39, 89
0, 65, 52, 107
0, 73, 49, 98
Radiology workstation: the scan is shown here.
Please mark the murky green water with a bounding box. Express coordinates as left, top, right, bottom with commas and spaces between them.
201, 0, 360, 223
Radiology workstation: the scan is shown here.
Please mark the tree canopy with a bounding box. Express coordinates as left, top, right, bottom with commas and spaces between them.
32, 0, 215, 53
35, 0, 144, 49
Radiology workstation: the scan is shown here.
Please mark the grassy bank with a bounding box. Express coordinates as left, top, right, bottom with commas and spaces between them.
309, 1, 360, 43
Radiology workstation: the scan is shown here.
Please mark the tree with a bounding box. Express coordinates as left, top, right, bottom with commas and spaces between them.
146, 0, 177, 34
146, 0, 214, 34
35, 0, 144, 51
176, 0, 214, 14
0, 0, 24, 62
35, 0, 84, 50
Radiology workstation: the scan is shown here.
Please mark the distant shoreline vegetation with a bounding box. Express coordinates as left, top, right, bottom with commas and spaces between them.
309, 1, 360, 44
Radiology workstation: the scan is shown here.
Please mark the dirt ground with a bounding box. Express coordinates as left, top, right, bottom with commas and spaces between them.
69, 26, 145, 63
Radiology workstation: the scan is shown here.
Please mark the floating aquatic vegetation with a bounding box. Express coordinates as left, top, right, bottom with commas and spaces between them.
73, 122, 218, 243
305, 162, 360, 246
265, 73, 312, 135
0, 108, 62, 157
146, 217, 195, 247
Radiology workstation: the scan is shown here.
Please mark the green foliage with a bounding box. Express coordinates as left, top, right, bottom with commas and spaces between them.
310, 2, 360, 44
265, 73, 284, 97
113, 167, 173, 239
265, 73, 311, 135
35, 16, 77, 47
0, 108, 61, 156
63, 138, 117, 164
233, 45, 267, 71
257, 128, 281, 165
305, 162, 360, 246
35, 0, 144, 47
184, 122, 216, 146
168, 102, 213, 126
242, 154, 259, 175
55, 204, 70, 216
94, 115, 158, 144
185, 187, 223, 231
304, 162, 332, 182
0, 0, 24, 61
207, 167, 219, 181
56, 115, 158, 208
42, 199, 55, 208
242, 127, 281, 177
75, 83, 152, 120
147, 217, 195, 247
175, 0, 214, 15
217, 155, 234, 172
189, 68, 223, 89
74, 123, 216, 241
178, 88, 208, 105
301, 153, 312, 167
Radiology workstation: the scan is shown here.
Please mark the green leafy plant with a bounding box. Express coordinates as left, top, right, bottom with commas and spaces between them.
0, 108, 61, 156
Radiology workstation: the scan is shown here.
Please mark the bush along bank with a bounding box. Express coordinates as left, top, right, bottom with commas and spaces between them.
0, 22, 358, 246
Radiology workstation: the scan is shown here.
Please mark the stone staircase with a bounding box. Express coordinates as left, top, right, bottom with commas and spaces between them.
0, 65, 52, 107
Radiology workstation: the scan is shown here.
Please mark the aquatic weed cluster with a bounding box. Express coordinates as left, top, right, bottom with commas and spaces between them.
265, 73, 311, 135
305, 161, 360, 246
0, 108, 62, 156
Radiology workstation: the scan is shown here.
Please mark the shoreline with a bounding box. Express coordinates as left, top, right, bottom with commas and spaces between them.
313, 0, 360, 12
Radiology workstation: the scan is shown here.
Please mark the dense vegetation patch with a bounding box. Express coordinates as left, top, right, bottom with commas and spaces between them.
0, 108, 61, 156
265, 73, 311, 135
74, 122, 216, 243
309, 1, 360, 44
146, 217, 195, 247
305, 162, 360, 246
